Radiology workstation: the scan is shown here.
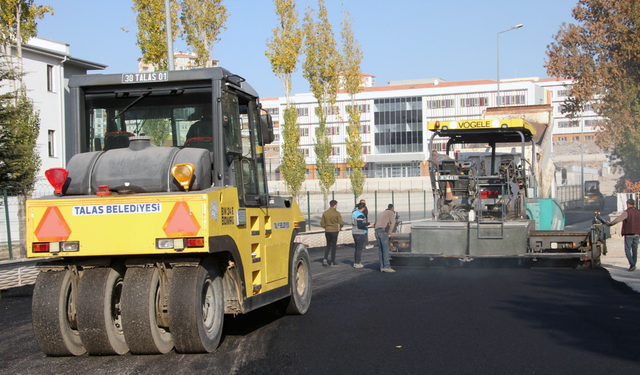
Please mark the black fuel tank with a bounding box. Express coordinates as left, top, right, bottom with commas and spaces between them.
63, 136, 212, 195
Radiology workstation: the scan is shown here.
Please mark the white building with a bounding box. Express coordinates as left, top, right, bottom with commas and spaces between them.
10, 37, 106, 174
261, 75, 602, 180
138, 51, 218, 72
0, 37, 105, 251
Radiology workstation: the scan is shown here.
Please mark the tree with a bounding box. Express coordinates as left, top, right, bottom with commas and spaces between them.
0, 89, 41, 194
0, 0, 52, 86
266, 0, 303, 106
132, 0, 181, 70
302, 0, 341, 208
545, 0, 640, 188
142, 118, 172, 146
266, 0, 306, 199
180, 0, 228, 68
280, 105, 306, 199
341, 8, 365, 197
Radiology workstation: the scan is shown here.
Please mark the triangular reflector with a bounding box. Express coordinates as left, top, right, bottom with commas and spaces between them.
163, 202, 201, 236
34, 206, 72, 241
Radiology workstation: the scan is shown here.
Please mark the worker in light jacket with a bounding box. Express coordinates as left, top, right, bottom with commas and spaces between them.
374, 204, 396, 273
321, 200, 344, 267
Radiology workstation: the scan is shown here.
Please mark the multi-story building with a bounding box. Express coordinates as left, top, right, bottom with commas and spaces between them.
4, 37, 106, 176
138, 51, 218, 72
261, 75, 601, 180
536, 78, 600, 143
1, 37, 105, 250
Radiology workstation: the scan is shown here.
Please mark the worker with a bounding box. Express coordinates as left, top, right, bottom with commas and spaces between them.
608, 198, 640, 271
321, 200, 344, 267
351, 202, 370, 269
374, 204, 396, 273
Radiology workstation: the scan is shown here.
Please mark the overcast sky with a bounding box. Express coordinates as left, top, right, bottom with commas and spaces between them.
36, 0, 580, 98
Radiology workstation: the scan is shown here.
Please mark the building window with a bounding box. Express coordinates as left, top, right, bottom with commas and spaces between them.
558, 136, 567, 141
266, 108, 279, 115
460, 97, 489, 107
48, 130, 55, 157
500, 94, 526, 106
361, 124, 370, 134
299, 127, 309, 137
302, 148, 310, 157
363, 145, 370, 155
328, 126, 340, 136
584, 119, 598, 128
331, 147, 340, 156
47, 65, 54, 92
427, 98, 454, 109
334, 167, 341, 177
373, 96, 423, 154
584, 135, 595, 141
571, 136, 580, 141
347, 103, 369, 114
297, 107, 309, 117
557, 120, 579, 128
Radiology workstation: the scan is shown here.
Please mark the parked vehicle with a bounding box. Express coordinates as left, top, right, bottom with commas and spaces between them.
584, 180, 605, 211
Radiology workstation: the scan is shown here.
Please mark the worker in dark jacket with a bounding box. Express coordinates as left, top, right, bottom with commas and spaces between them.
374, 204, 396, 273
608, 198, 640, 271
321, 200, 344, 266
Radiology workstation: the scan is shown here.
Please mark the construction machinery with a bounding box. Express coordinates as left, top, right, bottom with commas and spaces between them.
27, 68, 311, 356
390, 115, 606, 267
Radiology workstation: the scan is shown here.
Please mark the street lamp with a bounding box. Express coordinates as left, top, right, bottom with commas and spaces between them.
497, 24, 523, 107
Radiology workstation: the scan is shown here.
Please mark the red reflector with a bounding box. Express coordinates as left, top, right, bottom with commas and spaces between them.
96, 185, 111, 196
33, 242, 50, 253
186, 237, 205, 248
480, 190, 499, 199
44, 168, 69, 194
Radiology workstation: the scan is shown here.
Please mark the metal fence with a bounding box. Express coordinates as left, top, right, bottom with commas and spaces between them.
617, 192, 640, 212
555, 185, 584, 209
1, 180, 54, 260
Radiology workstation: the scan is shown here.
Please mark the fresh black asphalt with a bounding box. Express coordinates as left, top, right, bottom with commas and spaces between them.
2, 241, 640, 374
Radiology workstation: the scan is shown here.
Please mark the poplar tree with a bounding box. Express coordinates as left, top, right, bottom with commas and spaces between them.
180, 0, 228, 68
132, 0, 181, 70
0, 0, 52, 86
341, 8, 365, 198
302, 0, 341, 208
546, 0, 640, 187
266, 0, 306, 199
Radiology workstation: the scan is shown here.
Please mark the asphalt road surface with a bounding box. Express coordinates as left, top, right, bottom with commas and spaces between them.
2, 241, 640, 375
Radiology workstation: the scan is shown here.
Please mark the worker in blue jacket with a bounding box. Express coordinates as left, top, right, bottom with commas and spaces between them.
352, 202, 370, 269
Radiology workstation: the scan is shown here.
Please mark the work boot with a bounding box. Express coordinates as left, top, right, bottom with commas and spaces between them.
323, 259, 328, 266
630, 265, 636, 272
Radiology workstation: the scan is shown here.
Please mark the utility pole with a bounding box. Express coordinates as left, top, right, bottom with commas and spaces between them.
497, 24, 523, 106
164, 0, 174, 71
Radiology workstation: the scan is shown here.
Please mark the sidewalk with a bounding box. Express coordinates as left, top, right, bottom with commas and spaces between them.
600, 227, 640, 293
